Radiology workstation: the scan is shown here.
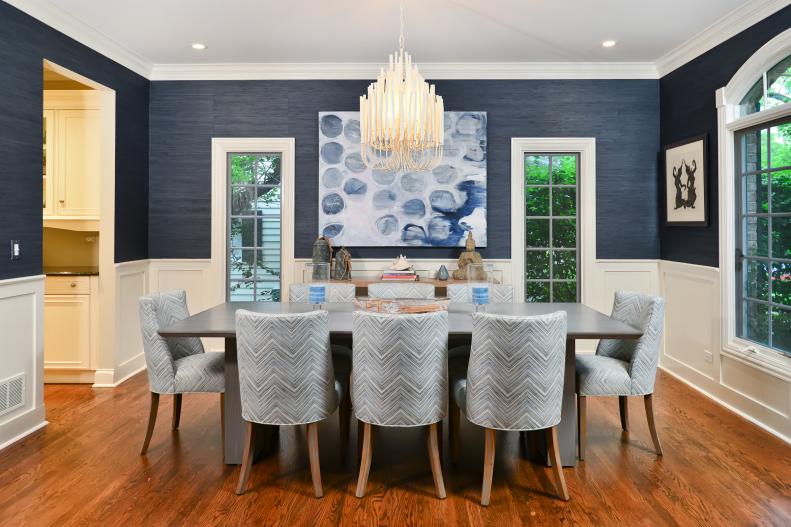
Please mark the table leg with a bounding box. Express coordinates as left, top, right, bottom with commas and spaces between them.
223, 337, 271, 465
558, 338, 577, 466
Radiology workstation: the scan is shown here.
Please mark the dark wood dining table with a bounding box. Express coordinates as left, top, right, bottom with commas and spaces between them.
158, 302, 642, 467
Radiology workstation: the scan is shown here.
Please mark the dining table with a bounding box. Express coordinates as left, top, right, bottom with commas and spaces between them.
158, 301, 643, 467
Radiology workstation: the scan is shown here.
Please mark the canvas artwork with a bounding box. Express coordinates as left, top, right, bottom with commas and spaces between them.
318, 111, 487, 247
664, 135, 708, 226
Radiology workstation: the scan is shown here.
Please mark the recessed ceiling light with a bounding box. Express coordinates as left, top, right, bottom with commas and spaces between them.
191, 43, 207, 51
602, 40, 617, 48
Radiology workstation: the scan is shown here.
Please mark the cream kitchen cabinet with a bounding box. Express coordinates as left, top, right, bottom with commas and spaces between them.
43, 91, 101, 221
44, 275, 98, 383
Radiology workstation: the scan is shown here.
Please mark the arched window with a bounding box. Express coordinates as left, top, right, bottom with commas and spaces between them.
738, 55, 791, 117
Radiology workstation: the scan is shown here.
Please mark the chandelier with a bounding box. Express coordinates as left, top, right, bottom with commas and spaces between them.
359, 2, 444, 172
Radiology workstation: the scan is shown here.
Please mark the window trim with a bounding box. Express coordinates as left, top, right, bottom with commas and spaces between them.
511, 138, 596, 306
716, 27, 791, 378
210, 138, 295, 305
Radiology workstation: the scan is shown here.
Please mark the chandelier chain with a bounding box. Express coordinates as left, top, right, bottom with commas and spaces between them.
399, 1, 405, 51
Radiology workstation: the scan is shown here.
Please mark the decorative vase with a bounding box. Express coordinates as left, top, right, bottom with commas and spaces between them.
437, 265, 449, 281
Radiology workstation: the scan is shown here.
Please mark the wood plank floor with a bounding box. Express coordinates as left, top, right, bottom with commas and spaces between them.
0, 370, 789, 526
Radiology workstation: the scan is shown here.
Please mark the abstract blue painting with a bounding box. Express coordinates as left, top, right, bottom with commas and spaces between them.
318, 111, 487, 247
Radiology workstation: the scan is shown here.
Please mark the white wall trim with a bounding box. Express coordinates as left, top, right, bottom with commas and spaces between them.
4, 0, 152, 78
150, 61, 659, 81
210, 138, 296, 305
655, 0, 789, 77
723, 27, 791, 107
510, 138, 596, 305
0, 410, 48, 452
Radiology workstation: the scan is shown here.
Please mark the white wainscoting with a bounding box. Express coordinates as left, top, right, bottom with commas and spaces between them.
0, 275, 47, 451
659, 260, 791, 442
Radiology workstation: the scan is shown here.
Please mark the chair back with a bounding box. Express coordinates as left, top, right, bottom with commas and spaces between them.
597, 291, 665, 395
352, 311, 448, 426
466, 311, 567, 431
289, 283, 356, 303
447, 284, 514, 303
235, 309, 337, 425
367, 282, 435, 299
138, 290, 204, 394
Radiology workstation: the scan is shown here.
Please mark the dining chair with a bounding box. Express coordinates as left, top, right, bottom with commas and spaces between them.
352, 310, 448, 499
367, 282, 435, 299
446, 283, 514, 303
289, 283, 356, 303
138, 290, 225, 455
449, 311, 569, 504
575, 291, 666, 459
234, 309, 350, 497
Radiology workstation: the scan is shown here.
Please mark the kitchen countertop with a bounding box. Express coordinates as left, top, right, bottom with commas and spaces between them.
44, 266, 99, 276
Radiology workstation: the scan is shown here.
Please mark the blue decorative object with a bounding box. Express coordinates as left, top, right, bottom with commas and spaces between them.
437, 265, 449, 281
472, 286, 489, 306
318, 111, 487, 247
309, 284, 326, 305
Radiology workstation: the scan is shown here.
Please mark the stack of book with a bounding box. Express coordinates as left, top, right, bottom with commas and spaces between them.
381, 269, 418, 281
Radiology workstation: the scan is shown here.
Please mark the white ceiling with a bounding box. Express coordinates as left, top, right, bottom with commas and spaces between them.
51, 0, 750, 64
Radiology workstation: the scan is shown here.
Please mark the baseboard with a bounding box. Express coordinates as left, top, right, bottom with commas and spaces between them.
44, 370, 96, 383
93, 354, 146, 388
0, 406, 48, 451
659, 365, 791, 445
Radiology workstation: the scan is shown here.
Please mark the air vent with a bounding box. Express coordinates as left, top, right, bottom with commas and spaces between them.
0, 373, 25, 417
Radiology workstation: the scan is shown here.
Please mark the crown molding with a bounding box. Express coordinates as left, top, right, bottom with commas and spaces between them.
655, 0, 789, 78
149, 61, 659, 81
4, 0, 152, 78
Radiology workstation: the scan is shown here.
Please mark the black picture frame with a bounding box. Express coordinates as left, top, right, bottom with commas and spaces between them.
663, 134, 709, 227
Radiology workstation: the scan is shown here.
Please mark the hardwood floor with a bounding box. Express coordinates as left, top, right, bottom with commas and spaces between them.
0, 370, 789, 526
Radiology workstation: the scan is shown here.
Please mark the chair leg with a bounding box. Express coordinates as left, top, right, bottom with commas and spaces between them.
546, 426, 570, 501
449, 398, 460, 464
355, 422, 373, 498
577, 395, 587, 461
140, 392, 159, 455
427, 423, 446, 499
220, 392, 225, 454
172, 393, 182, 430
644, 394, 663, 456
307, 422, 323, 498
235, 422, 255, 495
619, 395, 629, 431
481, 428, 496, 506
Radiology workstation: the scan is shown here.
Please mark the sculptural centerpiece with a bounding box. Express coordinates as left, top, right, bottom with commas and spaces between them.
452, 231, 484, 280
333, 247, 352, 281
389, 254, 413, 271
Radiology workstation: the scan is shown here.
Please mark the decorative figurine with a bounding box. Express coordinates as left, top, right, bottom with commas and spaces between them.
436, 265, 449, 281
312, 236, 333, 280
333, 247, 352, 281
452, 231, 483, 280
389, 254, 413, 271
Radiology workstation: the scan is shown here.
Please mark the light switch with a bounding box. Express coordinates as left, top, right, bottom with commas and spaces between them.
10, 240, 20, 261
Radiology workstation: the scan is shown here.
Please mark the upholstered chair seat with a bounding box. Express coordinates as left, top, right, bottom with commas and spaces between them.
575, 291, 666, 459
289, 283, 356, 303
449, 311, 569, 504
367, 282, 435, 299
352, 310, 448, 499
234, 309, 350, 498
138, 290, 225, 456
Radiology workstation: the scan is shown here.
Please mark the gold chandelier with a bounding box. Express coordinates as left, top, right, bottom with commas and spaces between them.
359, 2, 444, 172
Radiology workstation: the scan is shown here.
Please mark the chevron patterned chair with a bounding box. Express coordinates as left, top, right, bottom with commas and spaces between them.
234, 309, 350, 497
576, 291, 665, 459
367, 282, 435, 299
288, 283, 356, 303
449, 311, 569, 504
138, 290, 225, 455
352, 310, 448, 499
447, 283, 515, 303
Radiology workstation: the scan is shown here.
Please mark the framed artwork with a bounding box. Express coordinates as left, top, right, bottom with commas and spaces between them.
318, 111, 487, 247
664, 134, 708, 226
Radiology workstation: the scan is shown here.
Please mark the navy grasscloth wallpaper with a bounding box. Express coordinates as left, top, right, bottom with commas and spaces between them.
149, 79, 660, 260
0, 1, 150, 279
659, 6, 791, 267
